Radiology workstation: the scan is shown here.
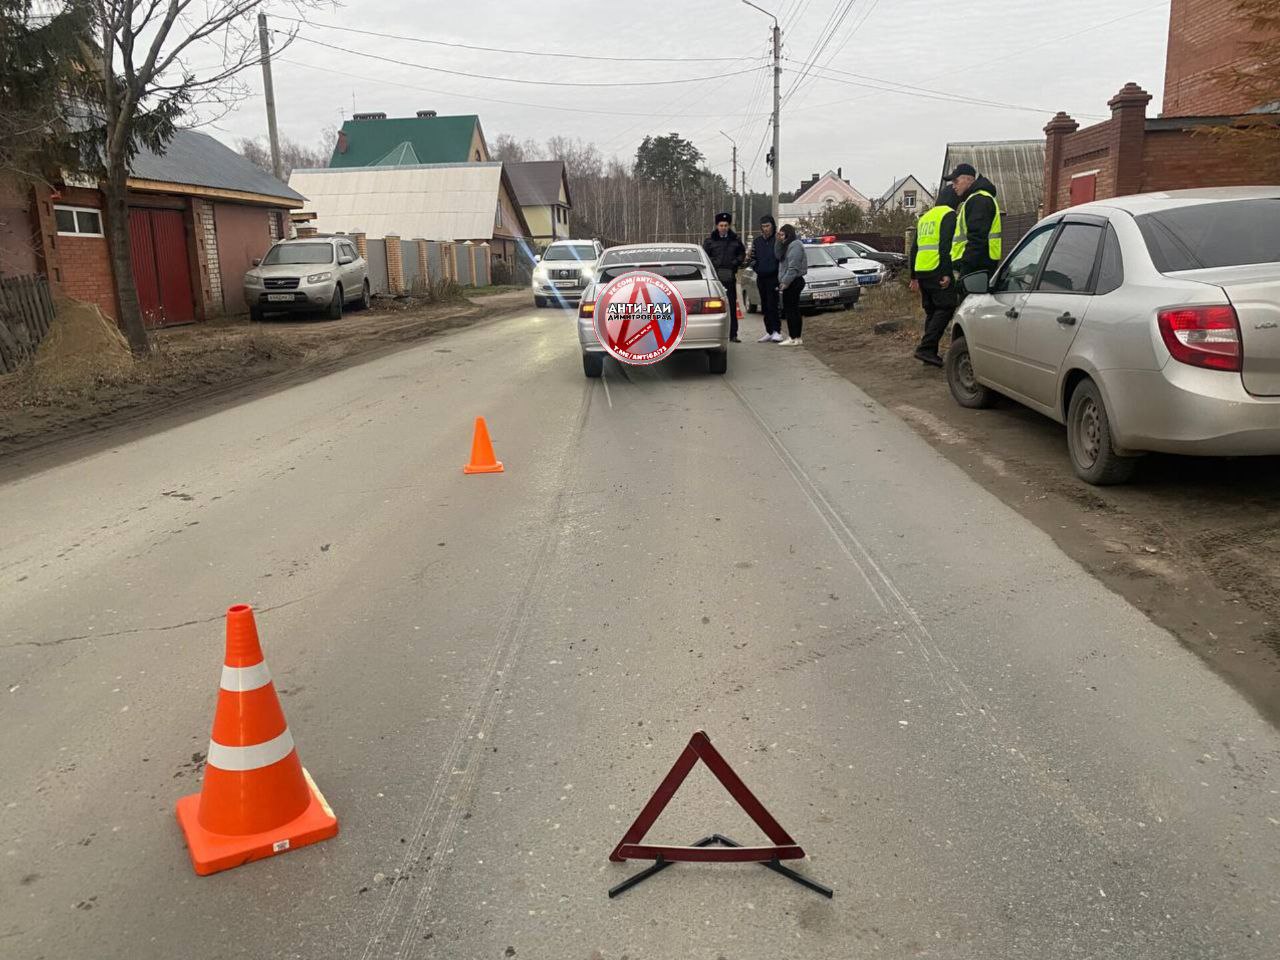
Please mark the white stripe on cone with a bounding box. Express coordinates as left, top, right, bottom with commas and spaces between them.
220, 661, 272, 692
207, 728, 295, 772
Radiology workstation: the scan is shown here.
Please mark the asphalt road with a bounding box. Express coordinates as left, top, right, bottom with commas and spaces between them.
3, 304, 1279, 960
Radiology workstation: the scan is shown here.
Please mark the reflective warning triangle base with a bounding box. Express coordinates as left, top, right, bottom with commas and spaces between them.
607, 731, 832, 898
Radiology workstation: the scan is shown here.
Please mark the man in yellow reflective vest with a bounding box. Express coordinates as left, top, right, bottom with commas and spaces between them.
909, 185, 958, 367
943, 162, 1002, 280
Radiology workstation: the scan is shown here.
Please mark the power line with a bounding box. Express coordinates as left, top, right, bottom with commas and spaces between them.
276, 57, 772, 121
285, 34, 768, 88
270, 14, 751, 63
784, 0, 878, 109
783, 59, 1106, 118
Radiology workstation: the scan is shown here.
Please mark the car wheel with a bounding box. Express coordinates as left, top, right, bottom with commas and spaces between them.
356, 281, 370, 311
583, 352, 604, 378
707, 350, 728, 375
326, 286, 344, 321
534, 295, 546, 308
249, 305, 264, 323
746, 292, 758, 313
945, 335, 997, 409
1067, 379, 1138, 485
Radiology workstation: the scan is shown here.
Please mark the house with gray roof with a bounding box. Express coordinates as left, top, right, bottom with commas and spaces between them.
870, 175, 934, 216
13, 128, 305, 324
504, 161, 572, 244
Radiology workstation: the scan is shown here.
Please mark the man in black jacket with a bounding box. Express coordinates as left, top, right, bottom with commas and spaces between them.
747, 214, 782, 341
702, 212, 746, 342
943, 163, 1002, 279
908, 186, 958, 367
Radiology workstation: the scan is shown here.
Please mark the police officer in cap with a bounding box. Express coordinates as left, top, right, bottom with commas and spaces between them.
908, 185, 959, 367
703, 211, 746, 342
943, 162, 1002, 281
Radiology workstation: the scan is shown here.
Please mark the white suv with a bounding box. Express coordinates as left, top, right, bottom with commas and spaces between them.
532, 239, 604, 308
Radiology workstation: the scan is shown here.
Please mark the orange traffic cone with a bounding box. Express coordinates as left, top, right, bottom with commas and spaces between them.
736, 301, 744, 321
463, 416, 504, 474
175, 604, 338, 876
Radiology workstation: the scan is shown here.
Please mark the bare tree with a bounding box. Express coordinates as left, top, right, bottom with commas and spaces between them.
490, 134, 543, 163
83, 1, 313, 354
238, 133, 329, 178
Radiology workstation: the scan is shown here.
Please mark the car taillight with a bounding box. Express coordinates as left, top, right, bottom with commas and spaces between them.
1157, 305, 1242, 372
579, 301, 595, 317
702, 298, 724, 313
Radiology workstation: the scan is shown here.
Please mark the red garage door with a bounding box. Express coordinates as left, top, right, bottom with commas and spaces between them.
128, 208, 195, 327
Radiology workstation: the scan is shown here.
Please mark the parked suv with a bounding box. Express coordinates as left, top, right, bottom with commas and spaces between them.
244, 237, 369, 321
532, 239, 605, 308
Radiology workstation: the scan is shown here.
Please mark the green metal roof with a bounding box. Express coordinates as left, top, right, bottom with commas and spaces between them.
329, 115, 482, 168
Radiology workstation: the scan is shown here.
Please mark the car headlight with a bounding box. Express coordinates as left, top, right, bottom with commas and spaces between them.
245, 273, 263, 286
307, 272, 332, 283
838, 277, 857, 287
579, 266, 594, 281
532, 266, 547, 281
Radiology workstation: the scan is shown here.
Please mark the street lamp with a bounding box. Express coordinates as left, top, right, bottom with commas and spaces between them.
741, 0, 781, 220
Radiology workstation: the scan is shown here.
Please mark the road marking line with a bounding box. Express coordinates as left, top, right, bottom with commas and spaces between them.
601, 374, 613, 409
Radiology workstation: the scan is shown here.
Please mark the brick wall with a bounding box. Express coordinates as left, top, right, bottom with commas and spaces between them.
1140, 128, 1280, 191
1051, 119, 1116, 213
195, 199, 223, 314
42, 187, 118, 319
1163, 0, 1267, 116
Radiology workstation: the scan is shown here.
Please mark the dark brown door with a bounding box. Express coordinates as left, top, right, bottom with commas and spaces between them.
128, 207, 195, 327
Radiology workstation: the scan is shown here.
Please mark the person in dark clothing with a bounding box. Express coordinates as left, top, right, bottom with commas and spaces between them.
747, 214, 782, 341
776, 223, 808, 345
943, 163, 1002, 280
702, 212, 746, 342
909, 185, 959, 367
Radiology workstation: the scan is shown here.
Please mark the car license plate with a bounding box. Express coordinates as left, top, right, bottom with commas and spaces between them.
858, 275, 879, 285
813, 291, 839, 301
554, 280, 578, 288
267, 294, 294, 302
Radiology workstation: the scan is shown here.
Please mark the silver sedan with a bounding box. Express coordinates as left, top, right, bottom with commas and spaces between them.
945, 187, 1280, 485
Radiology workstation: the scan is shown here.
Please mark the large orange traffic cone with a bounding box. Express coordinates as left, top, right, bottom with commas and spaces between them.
463, 416, 504, 474
175, 604, 338, 876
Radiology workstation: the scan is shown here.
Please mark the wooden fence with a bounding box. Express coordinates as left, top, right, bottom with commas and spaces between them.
0, 274, 55, 374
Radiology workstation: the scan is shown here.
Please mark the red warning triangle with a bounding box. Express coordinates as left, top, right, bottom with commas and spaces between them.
609, 730, 805, 863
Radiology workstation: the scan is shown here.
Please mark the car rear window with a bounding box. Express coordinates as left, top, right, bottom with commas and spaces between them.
1136, 199, 1280, 272
262, 243, 333, 266
602, 246, 700, 265
599, 264, 705, 282
543, 244, 597, 262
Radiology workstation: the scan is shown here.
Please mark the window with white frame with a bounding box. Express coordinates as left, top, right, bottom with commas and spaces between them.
495, 203, 503, 228
902, 191, 917, 210
54, 205, 104, 237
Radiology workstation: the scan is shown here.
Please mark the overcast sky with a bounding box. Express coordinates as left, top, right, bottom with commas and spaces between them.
208, 0, 1172, 198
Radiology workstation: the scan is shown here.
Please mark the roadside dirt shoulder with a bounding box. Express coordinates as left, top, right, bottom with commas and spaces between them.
0, 289, 529, 475
804, 283, 1280, 726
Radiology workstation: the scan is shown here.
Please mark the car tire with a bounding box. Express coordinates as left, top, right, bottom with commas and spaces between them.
355, 281, 370, 311
945, 335, 998, 409
707, 350, 728, 375
249, 305, 264, 323
326, 286, 344, 321
534, 295, 547, 308
583, 352, 604, 378
746, 292, 758, 313
1066, 379, 1138, 486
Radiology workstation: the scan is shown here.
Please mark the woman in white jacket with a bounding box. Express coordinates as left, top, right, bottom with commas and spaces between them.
776, 224, 809, 346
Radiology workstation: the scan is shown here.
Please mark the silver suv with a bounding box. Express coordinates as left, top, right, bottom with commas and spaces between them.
532, 239, 604, 308
244, 237, 369, 321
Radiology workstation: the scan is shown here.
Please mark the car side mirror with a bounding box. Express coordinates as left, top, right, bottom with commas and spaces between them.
534, 254, 541, 263
962, 271, 991, 294
252, 258, 261, 267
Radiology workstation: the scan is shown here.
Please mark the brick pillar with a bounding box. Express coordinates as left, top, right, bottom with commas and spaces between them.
414, 238, 430, 288
385, 234, 405, 294
1108, 82, 1152, 199
1042, 111, 1080, 216
297, 225, 318, 238
351, 231, 367, 261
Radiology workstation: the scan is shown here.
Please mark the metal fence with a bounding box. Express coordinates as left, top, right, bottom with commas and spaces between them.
366, 239, 390, 296
0, 274, 55, 373
402, 239, 422, 292
455, 244, 474, 286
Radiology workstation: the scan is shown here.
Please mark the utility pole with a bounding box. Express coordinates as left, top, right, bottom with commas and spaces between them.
719, 130, 738, 230
258, 13, 283, 182
742, 170, 748, 231
742, 1, 781, 219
